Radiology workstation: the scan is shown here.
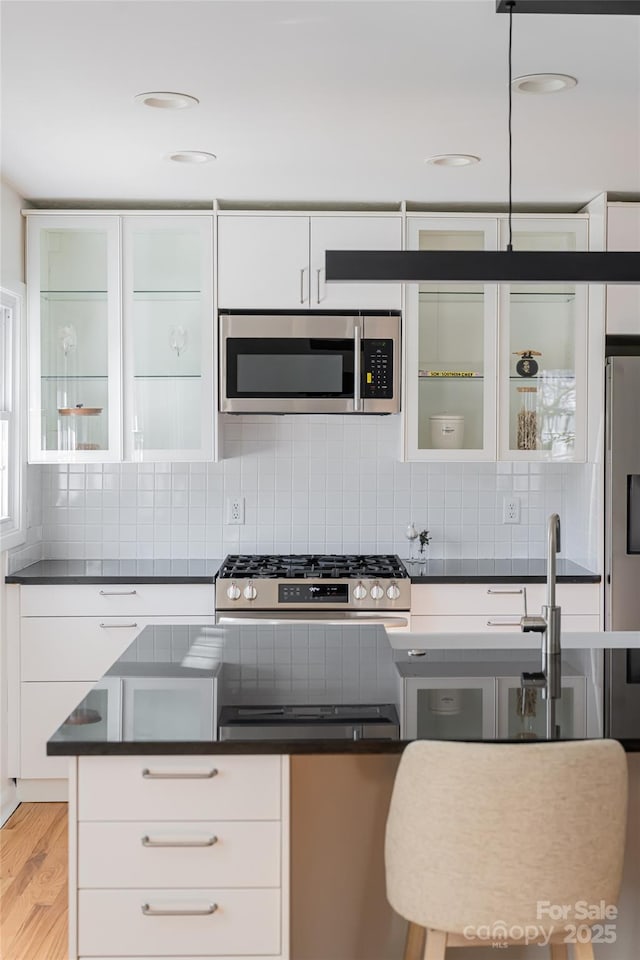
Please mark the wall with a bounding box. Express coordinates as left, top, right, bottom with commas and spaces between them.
0, 177, 26, 822
22, 415, 582, 564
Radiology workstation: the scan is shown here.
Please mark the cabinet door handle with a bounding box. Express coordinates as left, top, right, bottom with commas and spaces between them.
141, 835, 218, 848
486, 620, 522, 627
486, 588, 523, 595
141, 767, 218, 780
407, 649, 427, 657
99, 622, 138, 628
142, 902, 218, 917
300, 267, 307, 304
316, 267, 322, 303
99, 589, 138, 596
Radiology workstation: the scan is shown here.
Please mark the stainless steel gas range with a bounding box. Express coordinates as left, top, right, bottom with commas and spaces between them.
215, 554, 410, 629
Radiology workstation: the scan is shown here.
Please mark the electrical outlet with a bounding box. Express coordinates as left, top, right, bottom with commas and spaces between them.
226, 496, 245, 525
502, 496, 520, 524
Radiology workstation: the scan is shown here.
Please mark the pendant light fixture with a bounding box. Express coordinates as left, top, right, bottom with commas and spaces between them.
325, 1, 640, 285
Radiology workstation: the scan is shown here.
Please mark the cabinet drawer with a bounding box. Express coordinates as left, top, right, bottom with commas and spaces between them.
78, 820, 280, 889
21, 617, 141, 681
21, 583, 213, 617
410, 614, 600, 635
78, 756, 282, 821
411, 583, 599, 617
78, 888, 281, 957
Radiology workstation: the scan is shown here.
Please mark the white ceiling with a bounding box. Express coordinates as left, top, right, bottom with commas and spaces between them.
1, 0, 639, 207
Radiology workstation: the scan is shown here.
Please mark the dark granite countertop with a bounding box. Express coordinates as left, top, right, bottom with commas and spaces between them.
401, 558, 600, 583
5, 558, 223, 584
47, 622, 637, 755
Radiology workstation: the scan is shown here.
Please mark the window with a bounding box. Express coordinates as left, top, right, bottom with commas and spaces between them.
0, 288, 24, 550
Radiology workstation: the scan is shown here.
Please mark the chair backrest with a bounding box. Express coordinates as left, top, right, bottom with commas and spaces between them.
385, 739, 628, 936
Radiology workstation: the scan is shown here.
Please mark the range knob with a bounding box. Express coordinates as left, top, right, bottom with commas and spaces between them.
370, 582, 384, 601
243, 582, 257, 601
387, 582, 401, 601
353, 582, 368, 601
226, 583, 241, 601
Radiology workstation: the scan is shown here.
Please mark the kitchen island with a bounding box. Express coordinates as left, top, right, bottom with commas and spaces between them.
49, 623, 640, 960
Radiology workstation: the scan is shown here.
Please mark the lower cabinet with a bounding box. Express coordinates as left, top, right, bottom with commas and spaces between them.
71, 754, 289, 960
11, 583, 215, 788
402, 672, 586, 741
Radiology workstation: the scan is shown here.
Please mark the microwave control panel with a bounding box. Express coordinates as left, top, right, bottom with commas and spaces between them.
362, 339, 393, 399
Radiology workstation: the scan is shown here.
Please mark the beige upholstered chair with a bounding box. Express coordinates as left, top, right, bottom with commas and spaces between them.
385, 739, 628, 960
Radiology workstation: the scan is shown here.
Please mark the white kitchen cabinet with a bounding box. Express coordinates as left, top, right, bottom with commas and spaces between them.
217, 213, 402, 310
69, 755, 290, 959
26, 212, 215, 463
405, 217, 499, 461
20, 679, 120, 780
27, 214, 122, 463
12, 583, 215, 792
404, 214, 590, 462
606, 203, 640, 336
403, 675, 496, 740
122, 678, 216, 742
498, 218, 589, 462
410, 581, 600, 634
122, 216, 214, 461
496, 675, 586, 740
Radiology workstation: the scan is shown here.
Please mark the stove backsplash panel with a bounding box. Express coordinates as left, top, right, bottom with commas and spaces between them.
27, 415, 596, 565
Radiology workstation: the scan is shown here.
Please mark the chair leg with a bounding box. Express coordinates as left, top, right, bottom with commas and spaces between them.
572, 942, 595, 960
403, 922, 425, 960
423, 928, 447, 960
550, 945, 569, 960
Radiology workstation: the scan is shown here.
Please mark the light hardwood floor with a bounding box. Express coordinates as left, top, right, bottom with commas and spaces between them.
0, 803, 68, 960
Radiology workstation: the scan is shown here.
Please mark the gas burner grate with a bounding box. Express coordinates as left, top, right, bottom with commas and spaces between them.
218, 554, 408, 580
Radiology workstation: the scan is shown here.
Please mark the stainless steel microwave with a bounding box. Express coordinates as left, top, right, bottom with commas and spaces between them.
219, 312, 401, 414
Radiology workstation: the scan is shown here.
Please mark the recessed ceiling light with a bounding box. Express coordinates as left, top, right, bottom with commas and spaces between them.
135, 91, 199, 109
167, 151, 217, 164
425, 154, 481, 167
511, 73, 578, 94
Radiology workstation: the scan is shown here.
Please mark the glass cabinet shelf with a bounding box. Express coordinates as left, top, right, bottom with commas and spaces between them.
132, 290, 201, 298
133, 374, 202, 380
419, 291, 576, 304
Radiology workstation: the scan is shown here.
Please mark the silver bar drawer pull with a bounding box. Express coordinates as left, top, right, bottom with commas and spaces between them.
99, 589, 138, 596
142, 902, 218, 917
486, 588, 524, 595
141, 835, 218, 848
141, 768, 218, 780
99, 622, 138, 629
486, 620, 522, 627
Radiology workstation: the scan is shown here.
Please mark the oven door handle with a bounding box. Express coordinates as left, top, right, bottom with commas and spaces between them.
216, 615, 409, 629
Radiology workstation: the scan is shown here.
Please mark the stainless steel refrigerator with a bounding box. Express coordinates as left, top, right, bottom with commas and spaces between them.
605, 355, 640, 737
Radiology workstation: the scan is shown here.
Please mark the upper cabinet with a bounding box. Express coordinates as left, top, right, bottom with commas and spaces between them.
217, 213, 402, 310
122, 217, 213, 461
27, 213, 214, 463
498, 218, 588, 463
606, 203, 640, 336
404, 214, 589, 463
27, 215, 122, 463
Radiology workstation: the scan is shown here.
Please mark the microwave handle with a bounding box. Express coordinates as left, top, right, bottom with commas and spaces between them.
353, 320, 362, 412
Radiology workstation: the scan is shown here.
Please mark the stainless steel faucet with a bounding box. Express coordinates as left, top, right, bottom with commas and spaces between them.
520, 513, 562, 739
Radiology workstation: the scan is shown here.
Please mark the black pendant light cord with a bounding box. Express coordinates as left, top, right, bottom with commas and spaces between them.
507, 0, 514, 251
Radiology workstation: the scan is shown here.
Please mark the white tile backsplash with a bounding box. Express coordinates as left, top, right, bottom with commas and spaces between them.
13, 415, 597, 566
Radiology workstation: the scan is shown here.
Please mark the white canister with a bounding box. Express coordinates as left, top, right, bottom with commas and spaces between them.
428, 689, 461, 715
429, 414, 465, 450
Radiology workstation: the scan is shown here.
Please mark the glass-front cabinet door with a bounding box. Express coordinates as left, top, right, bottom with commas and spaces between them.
122, 216, 214, 461
405, 218, 498, 460
403, 676, 496, 740
499, 218, 589, 462
27, 215, 121, 462
496, 675, 586, 740
122, 678, 215, 741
